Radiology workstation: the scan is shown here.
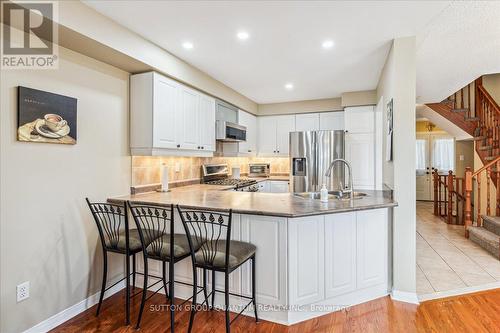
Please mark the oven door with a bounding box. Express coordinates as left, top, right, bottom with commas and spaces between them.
216, 121, 247, 142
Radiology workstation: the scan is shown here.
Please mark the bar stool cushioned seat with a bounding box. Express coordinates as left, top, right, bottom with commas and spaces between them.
195, 240, 256, 270
146, 234, 204, 259
105, 229, 156, 253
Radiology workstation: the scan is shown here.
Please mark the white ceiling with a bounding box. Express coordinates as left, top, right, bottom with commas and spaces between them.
83, 1, 454, 104
416, 1, 500, 103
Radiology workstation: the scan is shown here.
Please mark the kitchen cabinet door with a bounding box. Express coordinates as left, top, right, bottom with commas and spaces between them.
324, 212, 356, 298
258, 116, 277, 155
198, 94, 216, 151
344, 106, 374, 134
295, 113, 320, 131
319, 111, 344, 131
238, 110, 257, 155
345, 133, 375, 189
152, 74, 180, 149
269, 181, 289, 193
257, 181, 270, 192
288, 215, 325, 305
275, 115, 296, 156
356, 209, 388, 289
240, 215, 288, 307
178, 86, 200, 150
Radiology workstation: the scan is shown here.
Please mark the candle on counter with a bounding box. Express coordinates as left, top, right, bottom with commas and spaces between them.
161, 164, 169, 192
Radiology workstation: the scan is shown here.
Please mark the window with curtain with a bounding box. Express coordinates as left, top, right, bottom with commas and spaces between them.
416, 139, 427, 175
433, 138, 455, 172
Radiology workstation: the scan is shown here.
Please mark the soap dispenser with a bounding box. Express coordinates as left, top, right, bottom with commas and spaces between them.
320, 184, 329, 202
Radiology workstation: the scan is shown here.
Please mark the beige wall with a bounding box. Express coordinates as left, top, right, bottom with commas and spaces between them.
0, 47, 130, 333
376, 37, 417, 297
482, 73, 500, 104
258, 97, 342, 115
455, 140, 474, 177
132, 156, 290, 186
341, 90, 377, 107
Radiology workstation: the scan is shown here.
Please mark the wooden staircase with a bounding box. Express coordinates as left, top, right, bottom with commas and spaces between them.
428, 77, 500, 258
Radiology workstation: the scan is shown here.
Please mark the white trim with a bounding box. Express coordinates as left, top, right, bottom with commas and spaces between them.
418, 281, 500, 302
390, 289, 419, 304
23, 280, 126, 333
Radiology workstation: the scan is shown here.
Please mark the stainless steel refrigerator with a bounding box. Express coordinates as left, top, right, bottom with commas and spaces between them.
289, 130, 345, 193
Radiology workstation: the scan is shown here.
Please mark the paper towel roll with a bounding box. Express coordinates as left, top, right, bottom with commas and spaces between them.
161, 164, 169, 192
232, 167, 240, 179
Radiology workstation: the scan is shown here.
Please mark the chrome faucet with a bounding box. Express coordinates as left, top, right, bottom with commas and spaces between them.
325, 159, 353, 198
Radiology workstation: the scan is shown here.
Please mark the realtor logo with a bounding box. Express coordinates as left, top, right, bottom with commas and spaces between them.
1, 1, 58, 69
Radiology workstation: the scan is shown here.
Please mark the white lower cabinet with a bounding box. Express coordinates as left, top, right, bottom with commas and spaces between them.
288, 208, 389, 308
356, 209, 388, 289
324, 212, 357, 298
240, 214, 288, 307
288, 216, 325, 305
269, 180, 290, 193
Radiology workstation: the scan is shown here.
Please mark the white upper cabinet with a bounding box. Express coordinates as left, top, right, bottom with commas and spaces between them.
295, 113, 320, 131
130, 72, 216, 156
319, 111, 345, 131
258, 115, 295, 156
238, 110, 257, 155
344, 106, 374, 133
152, 74, 179, 149
198, 94, 216, 151
276, 115, 296, 156
178, 86, 200, 150
344, 106, 376, 189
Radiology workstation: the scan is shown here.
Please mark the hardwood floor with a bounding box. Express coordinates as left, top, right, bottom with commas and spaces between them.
51, 288, 500, 332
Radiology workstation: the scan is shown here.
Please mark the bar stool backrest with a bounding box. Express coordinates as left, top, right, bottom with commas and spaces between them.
177, 206, 232, 271
86, 198, 129, 253
128, 203, 174, 260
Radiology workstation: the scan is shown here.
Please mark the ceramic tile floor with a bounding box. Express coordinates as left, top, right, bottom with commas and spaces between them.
416, 201, 500, 297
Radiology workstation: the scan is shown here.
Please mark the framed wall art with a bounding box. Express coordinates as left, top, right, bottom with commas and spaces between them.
17, 86, 77, 145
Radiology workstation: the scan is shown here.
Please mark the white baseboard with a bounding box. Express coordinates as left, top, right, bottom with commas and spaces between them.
418, 280, 500, 302
390, 289, 419, 304
23, 280, 126, 333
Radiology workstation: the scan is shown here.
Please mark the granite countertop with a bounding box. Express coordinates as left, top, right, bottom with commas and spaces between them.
109, 184, 397, 218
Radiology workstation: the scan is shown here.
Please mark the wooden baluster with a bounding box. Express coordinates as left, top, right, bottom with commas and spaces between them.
461, 87, 464, 110
468, 83, 471, 117
433, 170, 439, 216
454, 92, 457, 110
465, 167, 473, 237
487, 168, 491, 217
462, 178, 466, 225
453, 177, 460, 224
497, 160, 500, 216
478, 173, 482, 226
448, 171, 453, 224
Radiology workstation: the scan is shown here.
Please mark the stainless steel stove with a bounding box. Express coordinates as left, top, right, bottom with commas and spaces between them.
202, 164, 259, 191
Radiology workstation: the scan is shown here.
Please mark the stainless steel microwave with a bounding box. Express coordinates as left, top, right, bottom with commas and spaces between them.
249, 163, 270, 177
216, 120, 247, 142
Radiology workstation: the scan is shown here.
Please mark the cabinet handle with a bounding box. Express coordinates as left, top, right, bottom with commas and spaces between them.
197, 146, 200, 149
202, 146, 204, 150
273, 150, 276, 153
176, 144, 180, 148
248, 149, 251, 152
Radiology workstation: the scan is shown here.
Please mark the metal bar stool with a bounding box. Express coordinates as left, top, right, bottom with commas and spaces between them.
86, 198, 147, 325
128, 202, 205, 332
177, 205, 259, 333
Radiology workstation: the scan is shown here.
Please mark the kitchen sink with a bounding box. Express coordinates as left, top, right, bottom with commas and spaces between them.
294, 191, 368, 200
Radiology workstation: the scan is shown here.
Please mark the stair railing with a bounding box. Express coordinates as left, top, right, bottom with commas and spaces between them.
464, 156, 500, 238
476, 81, 500, 158
433, 170, 466, 225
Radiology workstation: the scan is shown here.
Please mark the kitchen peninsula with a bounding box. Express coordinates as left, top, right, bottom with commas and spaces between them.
109, 185, 397, 325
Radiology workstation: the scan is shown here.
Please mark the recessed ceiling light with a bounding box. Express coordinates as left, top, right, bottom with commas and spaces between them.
322, 40, 334, 49
285, 83, 294, 90
182, 41, 194, 50
237, 31, 250, 40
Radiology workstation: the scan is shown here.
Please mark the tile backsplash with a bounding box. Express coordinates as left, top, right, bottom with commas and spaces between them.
132, 156, 290, 186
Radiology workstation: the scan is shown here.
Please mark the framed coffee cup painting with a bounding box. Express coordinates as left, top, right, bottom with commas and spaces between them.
17, 86, 77, 145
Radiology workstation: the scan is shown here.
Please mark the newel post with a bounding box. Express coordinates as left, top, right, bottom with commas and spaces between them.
464, 167, 473, 238
433, 170, 439, 216
448, 170, 454, 224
